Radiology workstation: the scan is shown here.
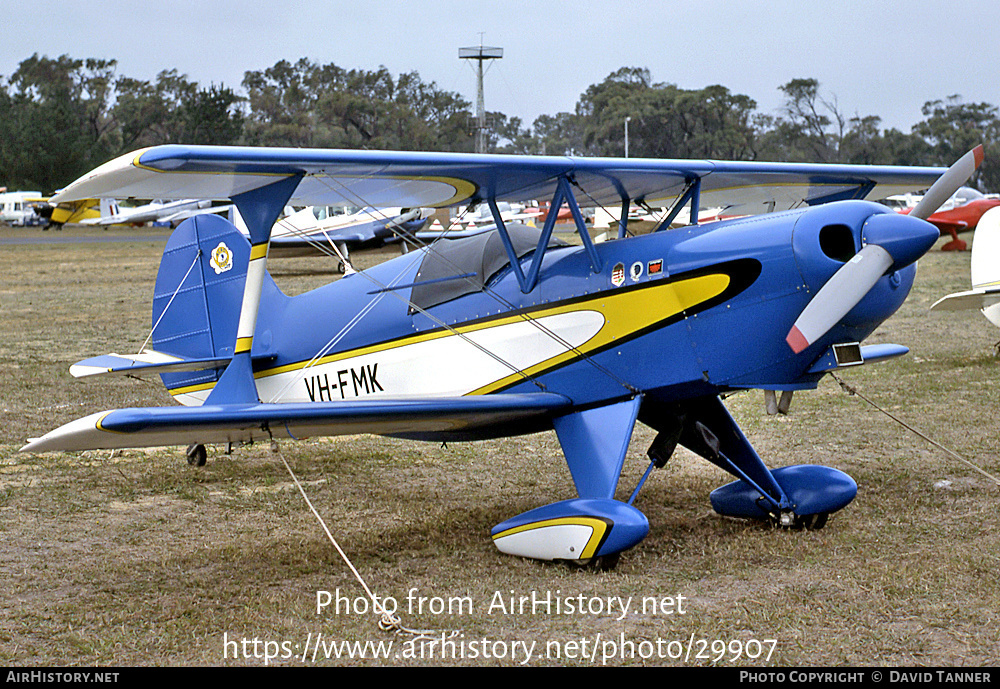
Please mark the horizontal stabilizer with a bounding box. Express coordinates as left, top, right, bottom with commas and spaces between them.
930, 287, 1000, 312
69, 350, 277, 378
21, 393, 571, 453
70, 351, 232, 378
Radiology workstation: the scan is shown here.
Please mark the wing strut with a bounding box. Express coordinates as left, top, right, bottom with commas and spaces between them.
616, 198, 630, 239
654, 176, 702, 231
553, 395, 643, 499
206, 174, 302, 404
488, 176, 601, 294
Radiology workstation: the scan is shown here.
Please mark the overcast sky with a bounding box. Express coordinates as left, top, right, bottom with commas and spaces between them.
5, 0, 997, 135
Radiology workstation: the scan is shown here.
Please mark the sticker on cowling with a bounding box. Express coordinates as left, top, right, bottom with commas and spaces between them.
630, 261, 643, 281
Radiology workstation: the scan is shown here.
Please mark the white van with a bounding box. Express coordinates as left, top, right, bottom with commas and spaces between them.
0, 191, 43, 226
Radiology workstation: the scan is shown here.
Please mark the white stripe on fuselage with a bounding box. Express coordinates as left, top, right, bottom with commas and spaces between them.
172, 311, 606, 406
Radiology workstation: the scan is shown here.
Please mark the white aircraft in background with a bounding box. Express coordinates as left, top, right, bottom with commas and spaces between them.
418, 201, 541, 238
455, 201, 541, 227
231, 205, 433, 273
80, 198, 232, 227
931, 205, 1000, 328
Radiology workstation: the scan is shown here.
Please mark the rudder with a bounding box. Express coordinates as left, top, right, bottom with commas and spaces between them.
151, 213, 281, 405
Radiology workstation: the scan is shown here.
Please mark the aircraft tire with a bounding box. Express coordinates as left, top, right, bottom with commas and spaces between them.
564, 552, 621, 571
786, 512, 828, 530
186, 443, 207, 467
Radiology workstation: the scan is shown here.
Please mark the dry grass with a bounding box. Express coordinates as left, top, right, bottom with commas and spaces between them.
1, 225, 999, 666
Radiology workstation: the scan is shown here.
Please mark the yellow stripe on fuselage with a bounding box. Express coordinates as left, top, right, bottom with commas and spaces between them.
166, 271, 731, 399
469, 273, 730, 394
169, 381, 216, 396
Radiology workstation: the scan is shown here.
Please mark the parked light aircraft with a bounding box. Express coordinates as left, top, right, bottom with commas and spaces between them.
930, 205, 1000, 328
416, 201, 542, 240
33, 197, 102, 228
886, 185, 1000, 251
78, 197, 232, 228
23, 144, 979, 567
233, 204, 433, 272
452, 200, 542, 228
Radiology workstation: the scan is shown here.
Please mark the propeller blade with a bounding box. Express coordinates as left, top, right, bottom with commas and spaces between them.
909, 145, 984, 220
787, 147, 985, 354
785, 244, 893, 353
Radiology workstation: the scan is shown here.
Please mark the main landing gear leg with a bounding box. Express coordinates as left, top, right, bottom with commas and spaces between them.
642, 396, 856, 528
941, 228, 967, 252
490, 396, 649, 569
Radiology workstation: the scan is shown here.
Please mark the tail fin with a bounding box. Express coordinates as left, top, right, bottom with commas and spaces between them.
99, 198, 119, 219
152, 213, 282, 405
971, 207, 1000, 289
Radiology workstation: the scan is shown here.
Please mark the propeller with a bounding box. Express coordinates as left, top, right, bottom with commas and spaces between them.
785, 244, 893, 353
786, 146, 984, 354
909, 146, 983, 220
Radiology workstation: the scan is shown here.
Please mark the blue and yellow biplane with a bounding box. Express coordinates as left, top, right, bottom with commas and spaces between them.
23, 144, 981, 567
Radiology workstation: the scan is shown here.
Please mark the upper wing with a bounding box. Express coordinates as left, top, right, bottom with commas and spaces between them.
21, 393, 571, 453
52, 145, 946, 217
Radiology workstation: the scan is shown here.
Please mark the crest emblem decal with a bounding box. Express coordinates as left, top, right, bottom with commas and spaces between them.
210, 242, 233, 274
611, 262, 625, 287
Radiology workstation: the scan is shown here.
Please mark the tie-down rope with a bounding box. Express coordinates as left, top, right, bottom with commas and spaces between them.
830, 372, 1000, 487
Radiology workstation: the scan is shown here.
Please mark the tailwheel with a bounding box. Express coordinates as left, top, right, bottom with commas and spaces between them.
186, 443, 207, 467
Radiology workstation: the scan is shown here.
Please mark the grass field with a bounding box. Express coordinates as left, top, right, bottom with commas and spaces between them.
1, 224, 998, 667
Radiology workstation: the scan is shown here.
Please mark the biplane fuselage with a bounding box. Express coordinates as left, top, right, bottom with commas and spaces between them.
161, 200, 917, 426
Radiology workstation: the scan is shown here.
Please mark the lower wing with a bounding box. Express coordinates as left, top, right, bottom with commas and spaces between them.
930, 286, 1000, 312
21, 393, 571, 453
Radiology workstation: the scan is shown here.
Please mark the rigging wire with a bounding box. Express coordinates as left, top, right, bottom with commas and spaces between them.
259, 188, 546, 401
300, 170, 640, 395
137, 249, 202, 355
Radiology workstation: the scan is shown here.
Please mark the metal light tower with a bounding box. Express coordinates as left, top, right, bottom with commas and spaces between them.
459, 43, 503, 153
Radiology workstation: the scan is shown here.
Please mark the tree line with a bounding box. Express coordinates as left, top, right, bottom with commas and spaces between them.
2, 55, 998, 194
